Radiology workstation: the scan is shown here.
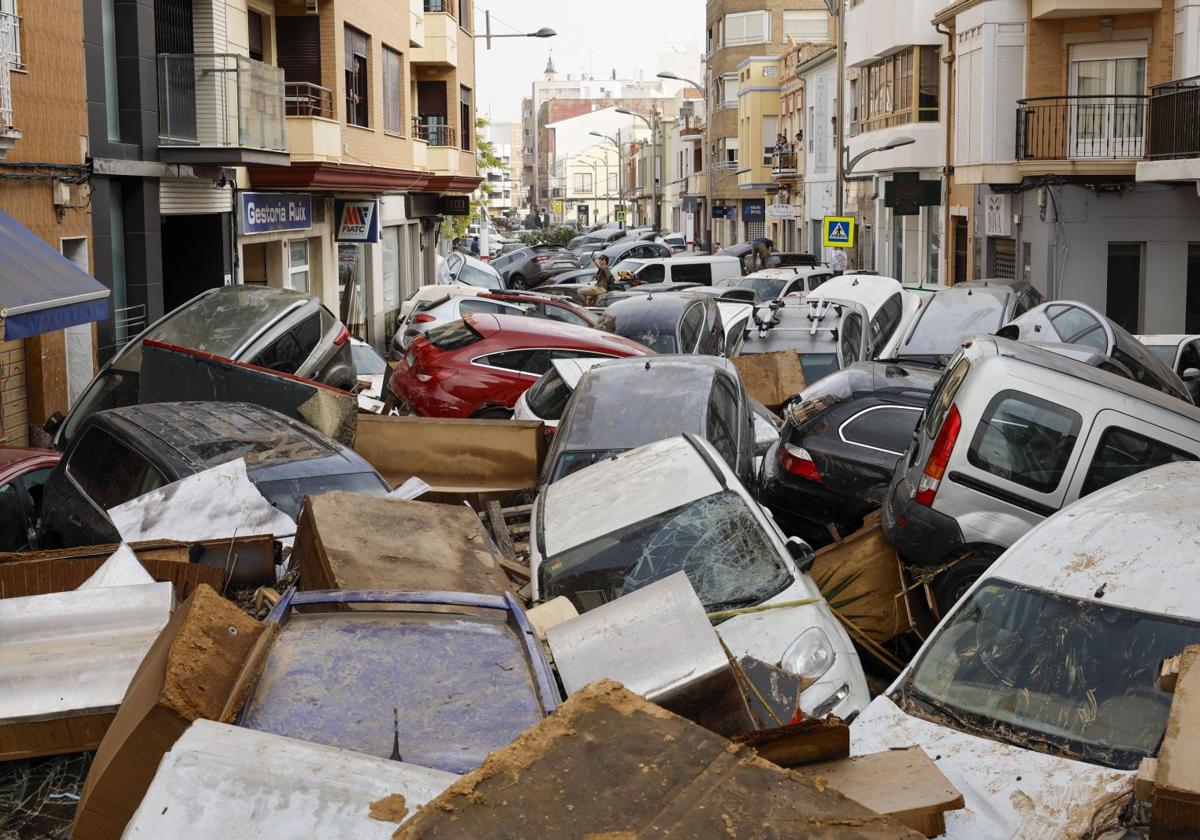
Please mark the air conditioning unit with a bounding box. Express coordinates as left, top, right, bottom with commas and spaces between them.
305, 0, 318, 14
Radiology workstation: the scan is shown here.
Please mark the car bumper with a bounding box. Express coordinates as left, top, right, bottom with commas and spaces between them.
881, 469, 965, 568
759, 441, 870, 530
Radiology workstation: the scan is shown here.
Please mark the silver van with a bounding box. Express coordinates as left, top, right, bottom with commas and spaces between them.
882, 335, 1200, 612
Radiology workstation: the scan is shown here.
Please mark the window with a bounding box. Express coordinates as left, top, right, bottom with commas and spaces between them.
526, 367, 574, 420
381, 226, 401, 331
101, 0, 120, 139
679, 306, 702, 353
287, 239, 309, 293
459, 299, 512, 316
428, 319, 483, 350
254, 313, 321, 375
725, 11, 769, 46
967, 390, 1082, 493
637, 263, 665, 283
424, 0, 445, 9
67, 428, 167, 511
722, 73, 739, 108
1081, 428, 1196, 498
573, 172, 594, 193
383, 46, 404, 135
538, 304, 590, 328
0, 482, 26, 551
841, 312, 863, 364
2, 0, 21, 69
460, 85, 472, 151
1046, 303, 1107, 349
458, 0, 470, 31
723, 137, 739, 167
861, 46, 939, 132
870, 293, 903, 356
671, 263, 713, 284
344, 26, 369, 127
783, 10, 829, 42
481, 349, 593, 377
762, 115, 778, 165
841, 406, 923, 455
247, 10, 264, 62
706, 376, 740, 467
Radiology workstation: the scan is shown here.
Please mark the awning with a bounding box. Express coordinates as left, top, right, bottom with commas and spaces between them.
0, 210, 110, 340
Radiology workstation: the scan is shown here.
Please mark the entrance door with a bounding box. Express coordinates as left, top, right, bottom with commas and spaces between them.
953, 216, 968, 284
1106, 242, 1143, 333
338, 243, 367, 340
1069, 43, 1146, 159
161, 213, 232, 312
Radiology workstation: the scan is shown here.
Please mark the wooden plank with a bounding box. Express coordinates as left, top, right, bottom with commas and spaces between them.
485, 500, 517, 562
1153, 645, 1200, 837
1135, 757, 1157, 804
496, 556, 531, 583
731, 718, 849, 768
0, 554, 224, 600
502, 504, 533, 520
809, 522, 911, 645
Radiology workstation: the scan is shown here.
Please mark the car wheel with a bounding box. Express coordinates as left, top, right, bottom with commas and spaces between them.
510, 274, 527, 290
931, 547, 1001, 616
472, 407, 513, 420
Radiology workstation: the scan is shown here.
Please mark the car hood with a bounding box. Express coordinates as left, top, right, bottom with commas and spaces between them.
851, 696, 1134, 839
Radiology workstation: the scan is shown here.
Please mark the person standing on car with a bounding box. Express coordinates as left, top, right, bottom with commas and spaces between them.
752, 236, 774, 270
577, 254, 615, 306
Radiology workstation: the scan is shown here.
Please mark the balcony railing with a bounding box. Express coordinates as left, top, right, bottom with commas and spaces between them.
0, 12, 18, 129
772, 151, 799, 176
285, 82, 333, 119
1017, 95, 1148, 161
1147, 76, 1200, 160
412, 119, 456, 147
158, 53, 286, 159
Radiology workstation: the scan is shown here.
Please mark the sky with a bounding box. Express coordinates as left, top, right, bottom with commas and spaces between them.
473, 0, 704, 124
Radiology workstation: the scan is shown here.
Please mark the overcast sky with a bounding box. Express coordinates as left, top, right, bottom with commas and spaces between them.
473, 0, 704, 124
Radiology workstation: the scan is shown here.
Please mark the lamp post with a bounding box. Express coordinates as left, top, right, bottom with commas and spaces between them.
657, 71, 709, 249
844, 136, 916, 176
590, 130, 626, 227
475, 15, 555, 49
616, 107, 661, 231
580, 153, 612, 223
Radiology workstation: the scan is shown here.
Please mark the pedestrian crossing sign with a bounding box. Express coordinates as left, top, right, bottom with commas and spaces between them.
822, 216, 855, 249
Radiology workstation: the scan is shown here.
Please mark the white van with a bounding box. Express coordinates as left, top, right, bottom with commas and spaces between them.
609, 255, 742, 287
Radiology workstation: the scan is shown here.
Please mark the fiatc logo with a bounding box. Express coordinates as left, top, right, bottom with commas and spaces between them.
338, 201, 375, 240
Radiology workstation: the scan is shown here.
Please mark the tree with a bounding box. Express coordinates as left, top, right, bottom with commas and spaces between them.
441, 117, 507, 242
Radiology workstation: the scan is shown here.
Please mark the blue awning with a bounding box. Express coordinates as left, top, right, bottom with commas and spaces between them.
0, 209, 110, 340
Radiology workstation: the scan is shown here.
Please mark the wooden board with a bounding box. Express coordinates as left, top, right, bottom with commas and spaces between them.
732, 717, 850, 768
791, 747, 965, 838
0, 554, 224, 600
400, 679, 920, 838
810, 521, 911, 644
732, 350, 807, 411
1153, 645, 1200, 837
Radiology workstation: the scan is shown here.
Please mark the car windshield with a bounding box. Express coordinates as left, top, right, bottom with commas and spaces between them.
539, 490, 793, 614
254, 471, 389, 520
550, 448, 627, 482
1145, 344, 1176, 364
351, 344, 387, 375
456, 263, 504, 290
527, 369, 574, 420
426, 319, 483, 351
797, 352, 841, 383
899, 293, 1007, 363
903, 578, 1200, 770
738, 277, 788, 300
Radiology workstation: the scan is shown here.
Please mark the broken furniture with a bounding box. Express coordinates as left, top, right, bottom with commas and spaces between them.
0, 548, 173, 761
397, 679, 921, 838
123, 719, 458, 838
1136, 645, 1200, 838
292, 492, 510, 597
236, 588, 560, 774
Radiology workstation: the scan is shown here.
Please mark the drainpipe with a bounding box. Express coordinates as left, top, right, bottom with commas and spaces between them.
936, 21, 953, 284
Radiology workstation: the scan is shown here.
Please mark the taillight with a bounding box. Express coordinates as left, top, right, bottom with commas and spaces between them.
779, 443, 821, 482
333, 326, 350, 345
915, 404, 961, 507
412, 313, 437, 323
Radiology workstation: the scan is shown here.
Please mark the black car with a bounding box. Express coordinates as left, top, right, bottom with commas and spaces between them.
717, 245, 820, 275
596, 293, 724, 355
759, 360, 941, 545
491, 244, 579, 290
542, 355, 756, 486
40, 401, 390, 548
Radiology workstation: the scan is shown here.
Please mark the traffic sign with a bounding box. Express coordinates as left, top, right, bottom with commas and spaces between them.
552, 200, 564, 215
822, 216, 855, 249
615, 207, 627, 223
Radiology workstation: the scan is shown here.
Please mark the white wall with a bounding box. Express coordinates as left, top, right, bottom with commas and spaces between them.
845, 0, 944, 67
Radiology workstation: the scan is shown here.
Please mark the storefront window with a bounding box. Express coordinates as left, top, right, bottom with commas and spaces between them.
338, 243, 367, 340
382, 226, 402, 342
287, 239, 310, 293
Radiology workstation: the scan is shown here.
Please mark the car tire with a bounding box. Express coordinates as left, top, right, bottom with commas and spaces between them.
510, 275, 527, 290
472, 407, 513, 420
931, 547, 1001, 616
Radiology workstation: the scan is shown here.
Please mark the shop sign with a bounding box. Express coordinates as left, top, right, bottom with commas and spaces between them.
334, 199, 381, 243
984, 193, 1012, 237
766, 204, 797, 220
742, 200, 766, 223
437, 194, 470, 216
240, 192, 312, 235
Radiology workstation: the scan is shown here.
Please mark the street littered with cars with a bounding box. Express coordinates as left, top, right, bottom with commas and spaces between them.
895, 279, 1043, 366
741, 296, 872, 384
595, 294, 725, 355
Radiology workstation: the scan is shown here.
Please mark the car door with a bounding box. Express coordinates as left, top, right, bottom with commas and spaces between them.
1063, 409, 1200, 504
814, 401, 925, 504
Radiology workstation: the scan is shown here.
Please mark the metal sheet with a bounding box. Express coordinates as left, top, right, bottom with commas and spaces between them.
123, 720, 457, 839
546, 572, 727, 700
0, 581, 173, 724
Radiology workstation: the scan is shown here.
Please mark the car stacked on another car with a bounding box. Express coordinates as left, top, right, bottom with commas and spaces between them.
512, 357, 610, 433
595, 293, 725, 355
806, 274, 922, 361
895, 279, 1042, 366
718, 266, 835, 303
741, 295, 872, 384
492, 244, 579, 290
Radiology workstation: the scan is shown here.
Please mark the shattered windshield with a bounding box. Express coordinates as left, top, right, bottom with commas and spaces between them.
540, 490, 793, 614
903, 579, 1200, 770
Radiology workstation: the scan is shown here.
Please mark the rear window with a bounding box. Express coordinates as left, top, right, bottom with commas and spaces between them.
255, 471, 388, 520
254, 312, 321, 375
67, 427, 167, 510
1047, 304, 1106, 349
427, 319, 483, 351
527, 369, 573, 420
967, 390, 1082, 493
1080, 427, 1197, 497
796, 353, 840, 383
923, 356, 971, 441
901, 293, 1006, 362
841, 406, 923, 455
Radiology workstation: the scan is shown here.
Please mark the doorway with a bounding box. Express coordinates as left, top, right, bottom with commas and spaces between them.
1106, 242, 1143, 333
161, 213, 232, 313
952, 216, 968, 285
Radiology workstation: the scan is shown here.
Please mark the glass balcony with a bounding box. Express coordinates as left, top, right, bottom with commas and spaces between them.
158, 53, 288, 166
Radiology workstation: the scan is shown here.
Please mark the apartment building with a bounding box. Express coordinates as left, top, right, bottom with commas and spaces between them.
483, 120, 520, 218
665, 110, 706, 242
543, 105, 653, 224
83, 0, 480, 357
706, 0, 831, 248
561, 142, 620, 227
939, 0, 1200, 333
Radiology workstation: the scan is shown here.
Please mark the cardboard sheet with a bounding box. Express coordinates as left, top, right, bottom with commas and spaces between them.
732, 350, 807, 411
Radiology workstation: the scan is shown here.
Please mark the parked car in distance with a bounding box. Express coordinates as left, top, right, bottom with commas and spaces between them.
895, 279, 1043, 366
528, 434, 870, 720
389, 314, 653, 419
349, 338, 388, 401
445, 251, 506, 291
542, 356, 757, 486
854, 461, 1200, 839
606, 255, 742, 287
392, 293, 528, 357
598, 238, 671, 266
718, 267, 836, 302
40, 401, 390, 548
48, 286, 357, 452
741, 296, 872, 385
759, 360, 941, 545
595, 294, 725, 355
663, 233, 687, 253
1137, 333, 1200, 401
998, 300, 1191, 402
806, 274, 921, 361
512, 357, 609, 433
0, 447, 60, 551
492, 244, 578, 290
717, 245, 821, 274
882, 336, 1200, 612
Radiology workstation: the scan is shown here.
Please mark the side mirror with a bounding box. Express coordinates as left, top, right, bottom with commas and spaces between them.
43, 411, 64, 436
1183, 367, 1200, 381
786, 536, 814, 574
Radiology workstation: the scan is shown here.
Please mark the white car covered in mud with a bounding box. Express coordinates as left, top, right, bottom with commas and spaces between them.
852, 461, 1200, 838
527, 434, 870, 720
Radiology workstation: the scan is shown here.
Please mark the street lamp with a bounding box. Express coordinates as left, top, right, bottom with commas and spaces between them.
616, 107, 661, 232
590, 130, 627, 225
475, 13, 556, 49
657, 71, 711, 249
845, 136, 916, 175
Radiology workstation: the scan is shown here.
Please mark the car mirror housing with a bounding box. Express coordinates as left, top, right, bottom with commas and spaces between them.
43, 411, 64, 435
1183, 367, 1200, 381
786, 536, 814, 573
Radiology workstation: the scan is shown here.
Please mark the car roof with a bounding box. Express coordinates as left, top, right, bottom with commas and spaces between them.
743, 267, 830, 280
633, 255, 740, 266
465, 313, 652, 355
987, 461, 1200, 619
799, 360, 942, 403
807, 274, 901, 311
539, 436, 725, 555
599, 294, 704, 328
138, 285, 312, 361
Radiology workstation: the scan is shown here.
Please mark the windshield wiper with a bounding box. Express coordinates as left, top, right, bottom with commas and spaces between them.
903, 683, 975, 732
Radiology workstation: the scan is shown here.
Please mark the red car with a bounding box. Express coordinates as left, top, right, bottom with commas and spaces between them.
0, 447, 60, 551
390, 314, 652, 418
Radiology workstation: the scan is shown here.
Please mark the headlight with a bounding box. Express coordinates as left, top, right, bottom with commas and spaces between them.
780, 627, 835, 681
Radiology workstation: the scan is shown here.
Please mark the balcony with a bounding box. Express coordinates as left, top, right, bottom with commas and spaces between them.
410, 0, 425, 48
413, 118, 456, 147
284, 82, 340, 163
1031, 0, 1163, 18
158, 53, 288, 166
411, 12, 458, 68
1138, 76, 1200, 182
772, 151, 799, 179
1016, 95, 1147, 174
